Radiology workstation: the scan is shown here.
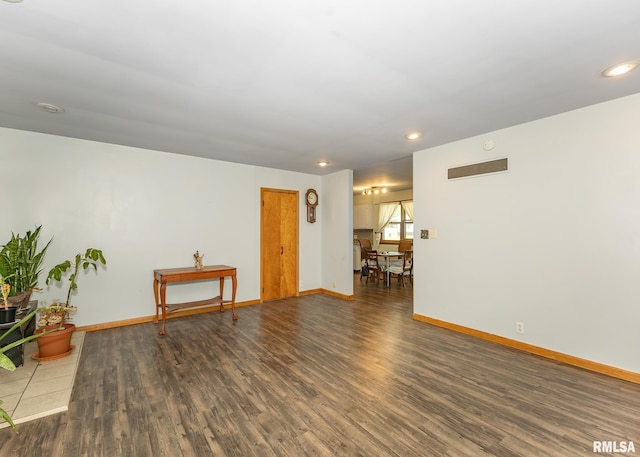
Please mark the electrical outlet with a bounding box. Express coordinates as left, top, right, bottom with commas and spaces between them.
333, 280, 336, 288
516, 322, 525, 334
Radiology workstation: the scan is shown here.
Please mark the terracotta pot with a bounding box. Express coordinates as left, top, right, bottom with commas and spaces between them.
35, 323, 76, 359
0, 306, 18, 324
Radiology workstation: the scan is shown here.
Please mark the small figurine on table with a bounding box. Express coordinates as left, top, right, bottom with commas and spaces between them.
193, 251, 204, 270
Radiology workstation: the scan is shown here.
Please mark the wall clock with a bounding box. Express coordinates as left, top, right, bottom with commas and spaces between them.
305, 188, 318, 223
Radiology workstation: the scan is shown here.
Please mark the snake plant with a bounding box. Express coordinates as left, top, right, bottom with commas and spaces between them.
0, 226, 52, 296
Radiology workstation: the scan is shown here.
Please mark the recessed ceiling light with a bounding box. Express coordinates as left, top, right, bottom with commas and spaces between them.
317, 161, 329, 167
602, 61, 638, 77
36, 102, 64, 114
405, 132, 422, 140
3, 0, 24, 3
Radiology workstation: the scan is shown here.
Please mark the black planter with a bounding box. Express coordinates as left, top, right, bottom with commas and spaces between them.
0, 326, 23, 367
0, 306, 17, 324
16, 300, 38, 337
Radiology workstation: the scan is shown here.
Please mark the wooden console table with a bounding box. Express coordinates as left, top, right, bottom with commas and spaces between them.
153, 265, 238, 335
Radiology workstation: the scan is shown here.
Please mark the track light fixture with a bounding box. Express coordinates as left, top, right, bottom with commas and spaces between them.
361, 186, 387, 195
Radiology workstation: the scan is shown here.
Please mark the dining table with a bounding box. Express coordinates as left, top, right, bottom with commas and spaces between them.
377, 251, 404, 286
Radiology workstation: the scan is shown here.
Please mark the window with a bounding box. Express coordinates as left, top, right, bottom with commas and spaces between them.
382, 203, 413, 240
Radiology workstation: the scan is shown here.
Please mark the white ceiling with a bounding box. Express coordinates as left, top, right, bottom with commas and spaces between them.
1, 1, 639, 194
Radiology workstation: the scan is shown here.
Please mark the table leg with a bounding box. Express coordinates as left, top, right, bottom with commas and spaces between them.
231, 274, 238, 320
386, 258, 391, 286
219, 277, 225, 313
153, 277, 160, 324
159, 281, 167, 335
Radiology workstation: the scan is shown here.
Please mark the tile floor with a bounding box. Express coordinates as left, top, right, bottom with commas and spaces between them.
0, 330, 84, 429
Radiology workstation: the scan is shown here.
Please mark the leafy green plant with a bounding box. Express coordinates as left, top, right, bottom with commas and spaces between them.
0, 226, 52, 296
0, 307, 66, 431
46, 248, 107, 307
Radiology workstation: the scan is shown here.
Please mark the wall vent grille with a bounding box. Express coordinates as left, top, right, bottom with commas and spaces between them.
448, 158, 508, 179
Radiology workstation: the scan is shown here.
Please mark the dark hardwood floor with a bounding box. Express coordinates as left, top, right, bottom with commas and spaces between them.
1, 274, 638, 456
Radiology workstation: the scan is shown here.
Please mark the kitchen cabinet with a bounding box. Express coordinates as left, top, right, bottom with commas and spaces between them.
354, 204, 374, 229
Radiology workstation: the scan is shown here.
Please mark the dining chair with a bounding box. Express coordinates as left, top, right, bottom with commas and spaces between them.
357, 240, 373, 281
398, 239, 413, 253
358, 239, 372, 260
358, 247, 369, 281
362, 249, 381, 284
388, 250, 413, 287
389, 239, 412, 269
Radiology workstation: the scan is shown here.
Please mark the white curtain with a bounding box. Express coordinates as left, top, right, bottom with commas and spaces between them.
401, 200, 414, 221
377, 203, 399, 233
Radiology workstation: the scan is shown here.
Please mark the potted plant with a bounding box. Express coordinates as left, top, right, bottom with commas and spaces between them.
0, 307, 66, 431
0, 226, 52, 308
36, 248, 107, 360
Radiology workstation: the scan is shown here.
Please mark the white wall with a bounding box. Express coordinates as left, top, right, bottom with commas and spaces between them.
413, 93, 640, 373
1, 127, 352, 326
321, 170, 354, 296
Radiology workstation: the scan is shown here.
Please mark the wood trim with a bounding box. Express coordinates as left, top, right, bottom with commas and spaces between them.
320, 289, 354, 301
413, 313, 640, 385
77, 299, 260, 332
78, 288, 354, 333
299, 288, 322, 296
299, 288, 354, 300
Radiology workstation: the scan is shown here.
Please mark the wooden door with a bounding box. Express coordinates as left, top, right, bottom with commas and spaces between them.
261, 188, 298, 301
